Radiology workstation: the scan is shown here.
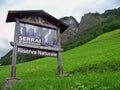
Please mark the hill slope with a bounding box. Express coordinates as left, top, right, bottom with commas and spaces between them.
0, 29, 120, 90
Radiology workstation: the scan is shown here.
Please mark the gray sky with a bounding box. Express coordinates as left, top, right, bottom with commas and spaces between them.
0, 0, 120, 57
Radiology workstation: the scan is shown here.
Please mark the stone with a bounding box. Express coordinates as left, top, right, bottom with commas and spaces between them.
2, 78, 22, 90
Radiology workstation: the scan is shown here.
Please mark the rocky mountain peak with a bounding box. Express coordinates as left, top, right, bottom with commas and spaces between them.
60, 16, 79, 26
78, 13, 101, 32
60, 16, 79, 44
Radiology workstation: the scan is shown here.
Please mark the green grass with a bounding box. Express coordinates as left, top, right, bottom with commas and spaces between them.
0, 29, 120, 90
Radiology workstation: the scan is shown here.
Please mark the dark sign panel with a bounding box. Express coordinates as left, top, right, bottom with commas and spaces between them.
18, 23, 58, 48
18, 47, 57, 57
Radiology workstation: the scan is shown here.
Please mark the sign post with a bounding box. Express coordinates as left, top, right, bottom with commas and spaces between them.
11, 19, 19, 77
57, 29, 63, 75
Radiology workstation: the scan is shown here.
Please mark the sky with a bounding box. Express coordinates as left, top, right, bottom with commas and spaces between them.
0, 0, 120, 57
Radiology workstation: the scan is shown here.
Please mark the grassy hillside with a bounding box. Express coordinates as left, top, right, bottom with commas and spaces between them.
0, 29, 120, 90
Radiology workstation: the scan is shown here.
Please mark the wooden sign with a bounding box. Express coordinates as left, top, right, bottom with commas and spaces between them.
6, 10, 68, 77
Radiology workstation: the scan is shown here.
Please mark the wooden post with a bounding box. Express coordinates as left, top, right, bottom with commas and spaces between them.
11, 19, 19, 78
57, 29, 63, 75
11, 45, 17, 77
57, 51, 63, 75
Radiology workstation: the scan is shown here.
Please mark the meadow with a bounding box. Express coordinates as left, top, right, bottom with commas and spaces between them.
0, 29, 120, 90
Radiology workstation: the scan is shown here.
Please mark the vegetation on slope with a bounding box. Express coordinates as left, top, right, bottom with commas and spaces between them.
0, 29, 120, 90
63, 16, 120, 51
63, 7, 120, 51
0, 51, 41, 65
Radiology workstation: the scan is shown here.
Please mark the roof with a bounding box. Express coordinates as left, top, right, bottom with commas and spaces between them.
6, 10, 68, 33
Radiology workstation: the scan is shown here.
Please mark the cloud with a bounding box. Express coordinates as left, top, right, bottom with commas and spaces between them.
0, 0, 6, 5
0, 9, 15, 40
116, 0, 120, 4
0, 0, 11, 6
72, 0, 120, 21
0, 38, 12, 57
74, 0, 120, 14
0, 0, 119, 21
0, 0, 24, 8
